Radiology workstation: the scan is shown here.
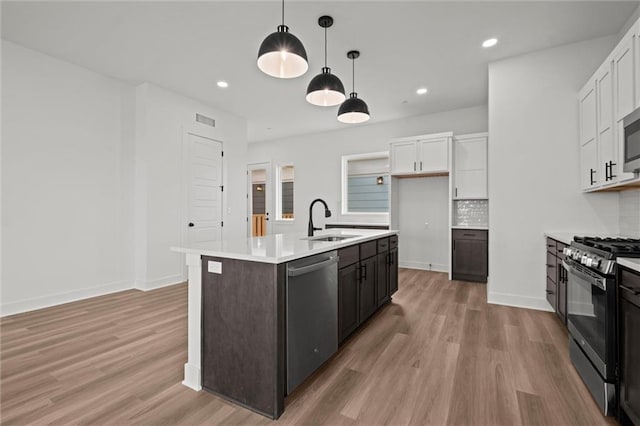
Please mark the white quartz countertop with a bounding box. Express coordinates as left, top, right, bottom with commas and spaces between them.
544, 232, 576, 245
171, 228, 398, 264
619, 258, 640, 273
452, 226, 489, 230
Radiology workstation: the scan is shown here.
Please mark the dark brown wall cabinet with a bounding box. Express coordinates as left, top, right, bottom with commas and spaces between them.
545, 237, 567, 324
338, 235, 399, 344
619, 267, 640, 426
451, 229, 488, 282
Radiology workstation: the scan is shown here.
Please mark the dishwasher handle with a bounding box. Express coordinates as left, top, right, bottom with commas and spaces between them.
287, 256, 339, 277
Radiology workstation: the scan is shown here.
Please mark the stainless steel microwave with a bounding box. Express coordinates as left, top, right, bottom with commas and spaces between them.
624, 107, 640, 173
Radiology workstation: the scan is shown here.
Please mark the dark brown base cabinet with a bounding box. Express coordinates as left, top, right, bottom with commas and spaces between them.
619, 267, 640, 426
202, 234, 399, 420
451, 229, 488, 283
545, 237, 567, 324
338, 235, 399, 344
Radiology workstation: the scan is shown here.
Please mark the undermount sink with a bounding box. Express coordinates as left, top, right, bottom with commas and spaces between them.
304, 234, 360, 242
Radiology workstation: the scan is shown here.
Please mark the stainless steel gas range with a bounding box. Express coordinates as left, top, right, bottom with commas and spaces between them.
563, 237, 640, 416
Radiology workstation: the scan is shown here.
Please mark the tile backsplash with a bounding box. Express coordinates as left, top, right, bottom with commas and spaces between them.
620, 189, 640, 237
454, 199, 488, 227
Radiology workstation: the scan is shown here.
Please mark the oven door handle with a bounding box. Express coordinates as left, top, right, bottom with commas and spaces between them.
562, 260, 606, 291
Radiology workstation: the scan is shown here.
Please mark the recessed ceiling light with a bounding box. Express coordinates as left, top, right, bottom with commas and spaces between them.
416, 87, 428, 95
482, 38, 498, 48
217, 81, 229, 88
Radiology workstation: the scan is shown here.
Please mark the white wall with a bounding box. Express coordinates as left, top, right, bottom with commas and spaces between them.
133, 83, 248, 290
396, 176, 450, 271
488, 36, 621, 311
248, 105, 488, 238
620, 189, 640, 237
1, 41, 249, 314
1, 40, 136, 315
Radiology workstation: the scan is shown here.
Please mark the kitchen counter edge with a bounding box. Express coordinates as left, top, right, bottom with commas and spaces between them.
171, 229, 399, 264
619, 258, 640, 274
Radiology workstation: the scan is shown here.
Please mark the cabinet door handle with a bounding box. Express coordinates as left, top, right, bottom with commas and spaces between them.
420, 161, 423, 171
608, 161, 617, 179
590, 168, 596, 185
455, 187, 458, 197
620, 284, 640, 295
362, 264, 367, 280
413, 161, 416, 172
546, 290, 555, 295
605, 162, 610, 181
546, 264, 555, 267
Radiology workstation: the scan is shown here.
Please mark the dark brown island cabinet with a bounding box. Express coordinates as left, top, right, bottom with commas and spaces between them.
618, 266, 640, 426
451, 229, 488, 283
201, 234, 399, 420
338, 235, 398, 344
545, 237, 568, 324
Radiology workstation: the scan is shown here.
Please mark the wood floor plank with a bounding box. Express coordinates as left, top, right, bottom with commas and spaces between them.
0, 271, 615, 425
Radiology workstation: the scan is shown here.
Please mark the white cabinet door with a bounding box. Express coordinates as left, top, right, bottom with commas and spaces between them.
581, 139, 599, 190
454, 136, 487, 198
597, 63, 617, 184
579, 82, 597, 147
390, 141, 417, 175
614, 30, 637, 183
579, 80, 599, 189
417, 138, 448, 173
614, 32, 635, 121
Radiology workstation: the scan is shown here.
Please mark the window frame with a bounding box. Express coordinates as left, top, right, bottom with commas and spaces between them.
341, 151, 390, 216
275, 163, 295, 222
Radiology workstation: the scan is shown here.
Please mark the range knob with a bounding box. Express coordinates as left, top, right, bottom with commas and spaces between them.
592, 258, 601, 268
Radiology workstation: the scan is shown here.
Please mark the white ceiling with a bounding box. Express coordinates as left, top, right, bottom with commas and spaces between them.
2, 1, 638, 142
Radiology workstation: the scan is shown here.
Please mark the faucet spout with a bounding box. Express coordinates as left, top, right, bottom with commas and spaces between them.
308, 198, 332, 237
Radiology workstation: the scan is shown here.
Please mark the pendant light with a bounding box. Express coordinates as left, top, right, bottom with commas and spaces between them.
257, 0, 308, 79
338, 50, 370, 124
305, 16, 345, 107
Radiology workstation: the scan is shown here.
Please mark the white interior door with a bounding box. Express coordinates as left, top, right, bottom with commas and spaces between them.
247, 162, 272, 237
186, 133, 223, 244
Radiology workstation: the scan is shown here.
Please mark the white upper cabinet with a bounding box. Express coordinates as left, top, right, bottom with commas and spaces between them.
613, 28, 637, 183
418, 138, 448, 173
579, 79, 600, 190
614, 31, 635, 121
390, 141, 418, 174
390, 133, 451, 176
453, 134, 487, 199
578, 17, 639, 191
597, 62, 616, 184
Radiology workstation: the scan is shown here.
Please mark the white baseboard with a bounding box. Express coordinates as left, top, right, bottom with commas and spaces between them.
135, 274, 186, 291
487, 291, 554, 312
183, 362, 202, 391
399, 261, 449, 273
1, 280, 132, 317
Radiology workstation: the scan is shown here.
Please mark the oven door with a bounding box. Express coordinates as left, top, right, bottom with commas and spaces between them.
564, 258, 610, 377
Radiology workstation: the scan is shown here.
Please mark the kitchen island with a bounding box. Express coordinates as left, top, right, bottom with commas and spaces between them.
171, 228, 399, 419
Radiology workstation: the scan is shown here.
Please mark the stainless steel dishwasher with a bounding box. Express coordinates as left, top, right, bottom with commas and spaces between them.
286, 251, 339, 393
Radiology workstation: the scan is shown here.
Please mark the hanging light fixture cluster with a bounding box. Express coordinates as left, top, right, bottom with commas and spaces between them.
256, 4, 370, 123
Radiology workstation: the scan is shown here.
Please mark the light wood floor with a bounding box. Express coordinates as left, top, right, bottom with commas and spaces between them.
1, 269, 614, 425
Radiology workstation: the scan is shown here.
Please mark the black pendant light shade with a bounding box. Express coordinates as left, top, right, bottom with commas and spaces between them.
257, 1, 308, 79
338, 51, 370, 124
338, 92, 370, 123
306, 16, 346, 106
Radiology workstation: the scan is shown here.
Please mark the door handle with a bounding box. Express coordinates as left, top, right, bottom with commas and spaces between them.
590, 168, 596, 185
620, 284, 640, 295
188, 222, 194, 227
420, 161, 423, 171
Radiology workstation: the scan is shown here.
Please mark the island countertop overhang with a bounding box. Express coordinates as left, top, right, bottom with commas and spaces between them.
171, 228, 399, 264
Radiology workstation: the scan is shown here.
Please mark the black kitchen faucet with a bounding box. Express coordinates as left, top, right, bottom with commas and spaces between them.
308, 199, 332, 237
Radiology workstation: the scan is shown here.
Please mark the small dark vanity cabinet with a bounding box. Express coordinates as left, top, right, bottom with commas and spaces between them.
451, 229, 488, 282
338, 235, 399, 344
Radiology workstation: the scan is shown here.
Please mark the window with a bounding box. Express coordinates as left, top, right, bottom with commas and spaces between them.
276, 164, 295, 220
341, 152, 390, 214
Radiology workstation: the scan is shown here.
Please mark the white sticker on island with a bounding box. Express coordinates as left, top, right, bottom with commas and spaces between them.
208, 261, 222, 274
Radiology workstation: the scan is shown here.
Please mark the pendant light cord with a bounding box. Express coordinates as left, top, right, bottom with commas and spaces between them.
324, 27, 327, 68
352, 57, 355, 93
281, 0, 285, 26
